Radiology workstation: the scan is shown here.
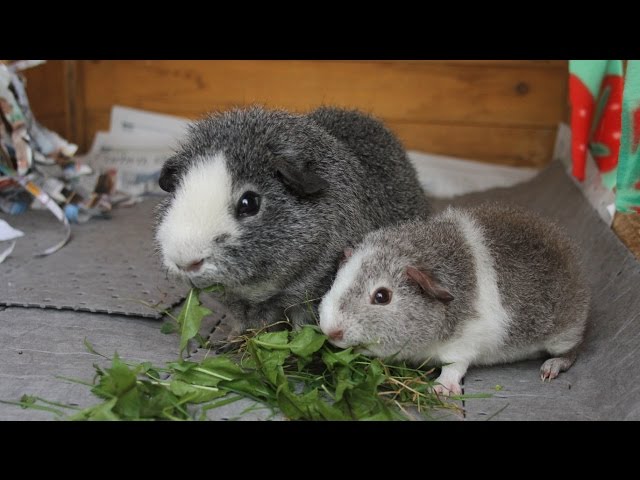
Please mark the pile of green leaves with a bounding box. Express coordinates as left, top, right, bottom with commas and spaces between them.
6, 288, 486, 420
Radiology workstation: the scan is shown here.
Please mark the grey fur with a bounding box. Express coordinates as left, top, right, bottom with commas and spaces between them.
472, 206, 590, 347
320, 203, 590, 378
156, 106, 430, 333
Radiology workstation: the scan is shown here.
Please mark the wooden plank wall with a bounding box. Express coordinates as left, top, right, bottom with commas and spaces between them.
24, 60, 569, 167
20, 60, 68, 138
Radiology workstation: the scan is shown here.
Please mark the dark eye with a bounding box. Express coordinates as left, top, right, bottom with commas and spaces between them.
372, 288, 392, 305
236, 191, 261, 217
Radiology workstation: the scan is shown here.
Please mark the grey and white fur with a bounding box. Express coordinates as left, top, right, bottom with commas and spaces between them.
155, 106, 430, 335
319, 204, 590, 395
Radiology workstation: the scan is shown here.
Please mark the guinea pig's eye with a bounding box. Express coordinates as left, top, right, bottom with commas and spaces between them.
236, 191, 261, 217
372, 288, 392, 305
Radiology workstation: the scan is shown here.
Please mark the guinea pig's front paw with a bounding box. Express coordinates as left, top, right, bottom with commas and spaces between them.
433, 381, 462, 397
432, 363, 467, 397
539, 355, 575, 381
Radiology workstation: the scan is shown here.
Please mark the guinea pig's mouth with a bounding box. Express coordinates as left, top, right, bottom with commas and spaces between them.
188, 277, 219, 289
175, 258, 232, 288
326, 338, 379, 355
184, 268, 251, 292
353, 343, 384, 357
350, 338, 386, 357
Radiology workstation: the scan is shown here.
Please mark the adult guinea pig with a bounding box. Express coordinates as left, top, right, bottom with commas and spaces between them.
155, 106, 430, 336
318, 204, 590, 395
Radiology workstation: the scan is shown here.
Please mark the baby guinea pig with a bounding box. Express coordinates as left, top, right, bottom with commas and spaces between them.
155, 106, 430, 336
319, 204, 590, 395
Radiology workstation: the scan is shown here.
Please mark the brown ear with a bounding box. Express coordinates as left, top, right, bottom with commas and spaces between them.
406, 266, 454, 303
274, 158, 329, 196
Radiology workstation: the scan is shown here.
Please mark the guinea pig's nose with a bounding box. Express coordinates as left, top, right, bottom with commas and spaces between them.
327, 329, 344, 341
180, 258, 205, 272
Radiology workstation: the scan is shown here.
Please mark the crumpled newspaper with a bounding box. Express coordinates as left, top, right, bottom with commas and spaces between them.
0, 61, 134, 259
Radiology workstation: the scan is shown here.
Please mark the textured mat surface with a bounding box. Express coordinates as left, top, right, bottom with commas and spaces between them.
0, 307, 179, 420
0, 301, 280, 421
0, 198, 187, 318
1, 161, 639, 420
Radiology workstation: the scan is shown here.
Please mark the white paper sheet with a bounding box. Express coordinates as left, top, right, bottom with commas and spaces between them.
0, 241, 16, 263
0, 219, 24, 241
82, 107, 193, 197
109, 105, 189, 141
89, 131, 178, 154
0, 219, 23, 264
80, 150, 171, 197
407, 150, 539, 199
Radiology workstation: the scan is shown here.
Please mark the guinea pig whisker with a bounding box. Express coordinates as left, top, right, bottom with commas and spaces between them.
383, 337, 413, 364
243, 320, 292, 340
282, 296, 323, 326
358, 338, 382, 348
415, 357, 433, 371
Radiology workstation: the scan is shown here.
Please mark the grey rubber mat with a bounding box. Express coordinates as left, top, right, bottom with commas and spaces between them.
0, 198, 187, 318
0, 305, 276, 421
1, 161, 639, 420
430, 161, 640, 420
0, 307, 179, 420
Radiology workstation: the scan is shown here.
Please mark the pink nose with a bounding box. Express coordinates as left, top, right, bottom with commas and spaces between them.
181, 259, 204, 272
327, 329, 344, 341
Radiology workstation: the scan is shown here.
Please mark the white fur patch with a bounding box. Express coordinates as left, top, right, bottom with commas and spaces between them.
429, 208, 511, 367
318, 243, 373, 337
157, 153, 238, 271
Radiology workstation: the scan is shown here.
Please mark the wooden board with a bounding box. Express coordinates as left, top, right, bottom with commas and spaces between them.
25, 60, 569, 167
613, 212, 640, 260
83, 110, 557, 167
82, 60, 566, 127
391, 122, 556, 167
21, 61, 68, 138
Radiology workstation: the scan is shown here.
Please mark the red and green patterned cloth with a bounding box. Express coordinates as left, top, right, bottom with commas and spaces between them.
569, 60, 640, 214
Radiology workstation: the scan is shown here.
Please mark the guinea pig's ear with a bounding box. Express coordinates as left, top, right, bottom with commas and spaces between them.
274, 158, 329, 196
406, 266, 454, 303
338, 247, 354, 270
158, 156, 181, 193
